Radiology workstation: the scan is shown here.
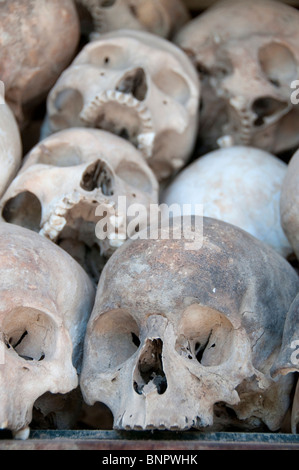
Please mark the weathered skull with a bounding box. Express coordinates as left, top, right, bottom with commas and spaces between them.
0, 222, 95, 438
0, 128, 158, 281
174, 0, 299, 155
42, 29, 200, 180
0, 96, 22, 198
80, 216, 299, 431
76, 0, 190, 39
0, 0, 80, 127
271, 293, 299, 433
162, 145, 292, 258
280, 148, 299, 261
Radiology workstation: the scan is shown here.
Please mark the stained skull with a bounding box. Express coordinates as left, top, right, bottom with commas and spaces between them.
0, 222, 95, 438
76, 0, 190, 39
174, 0, 299, 155
80, 217, 299, 431
42, 29, 200, 180
0, 0, 80, 127
0, 128, 158, 282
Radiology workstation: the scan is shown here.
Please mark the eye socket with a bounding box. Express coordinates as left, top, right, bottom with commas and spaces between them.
3, 308, 58, 362
153, 69, 191, 104
175, 305, 235, 367
258, 42, 297, 87
2, 192, 42, 233
84, 45, 127, 69
116, 161, 153, 193
91, 310, 140, 373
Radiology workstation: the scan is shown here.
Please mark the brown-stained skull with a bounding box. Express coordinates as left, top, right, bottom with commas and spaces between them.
0, 0, 80, 127
80, 216, 299, 431
174, 0, 299, 155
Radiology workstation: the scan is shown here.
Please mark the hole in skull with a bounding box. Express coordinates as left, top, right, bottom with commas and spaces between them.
252, 97, 289, 126
3, 308, 57, 362
2, 192, 42, 233
258, 42, 297, 87
80, 160, 114, 195
116, 68, 148, 101
134, 338, 167, 395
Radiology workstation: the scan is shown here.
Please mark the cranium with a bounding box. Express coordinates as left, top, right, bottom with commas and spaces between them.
0, 95, 22, 198
271, 293, 299, 433
162, 145, 292, 258
0, 222, 95, 438
174, 0, 299, 155
76, 0, 190, 39
280, 148, 299, 261
0, 0, 80, 127
0, 128, 158, 282
80, 216, 299, 431
42, 29, 200, 180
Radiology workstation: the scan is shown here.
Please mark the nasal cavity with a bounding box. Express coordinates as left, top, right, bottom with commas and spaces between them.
80, 160, 114, 196
134, 338, 167, 395
116, 68, 148, 101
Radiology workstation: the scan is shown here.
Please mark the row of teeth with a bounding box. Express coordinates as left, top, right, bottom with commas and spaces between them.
40, 191, 127, 250
80, 90, 155, 158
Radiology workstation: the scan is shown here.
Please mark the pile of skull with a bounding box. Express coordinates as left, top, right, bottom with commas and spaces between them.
0, 0, 299, 440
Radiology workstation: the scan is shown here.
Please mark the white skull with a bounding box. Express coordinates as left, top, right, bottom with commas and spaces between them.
0, 0, 80, 127
0, 128, 158, 281
0, 222, 95, 438
161, 145, 292, 258
0, 96, 22, 198
77, 0, 190, 39
80, 217, 299, 431
174, 0, 299, 155
280, 148, 299, 261
43, 29, 200, 180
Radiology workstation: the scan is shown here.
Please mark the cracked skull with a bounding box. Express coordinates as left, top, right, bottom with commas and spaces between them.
175, 0, 299, 154
80, 217, 299, 431
0, 0, 80, 127
76, 0, 190, 39
0, 128, 158, 281
0, 94, 22, 199
43, 29, 200, 180
0, 222, 95, 437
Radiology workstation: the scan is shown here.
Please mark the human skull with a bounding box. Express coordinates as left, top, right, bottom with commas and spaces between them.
0, 222, 95, 438
0, 128, 158, 281
280, 148, 299, 261
0, 95, 22, 198
271, 292, 299, 433
43, 29, 200, 181
0, 0, 80, 127
174, 0, 299, 155
80, 216, 299, 431
161, 145, 292, 258
76, 0, 190, 39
